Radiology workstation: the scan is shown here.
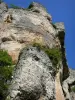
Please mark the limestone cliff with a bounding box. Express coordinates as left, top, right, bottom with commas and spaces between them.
0, 1, 75, 100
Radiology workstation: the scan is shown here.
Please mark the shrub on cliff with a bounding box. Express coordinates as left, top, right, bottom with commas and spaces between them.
0, 66, 14, 99
0, 50, 13, 66
71, 86, 75, 92
33, 43, 62, 67
0, 50, 14, 99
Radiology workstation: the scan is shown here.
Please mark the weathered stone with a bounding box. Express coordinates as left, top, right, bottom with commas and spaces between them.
7, 46, 55, 100
0, 2, 8, 21
0, 2, 57, 62
62, 69, 75, 100
54, 22, 65, 31
28, 2, 52, 22
0, 2, 74, 100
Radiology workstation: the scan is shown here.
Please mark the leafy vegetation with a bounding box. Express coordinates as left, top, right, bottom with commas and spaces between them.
0, 50, 13, 66
0, 50, 14, 100
33, 43, 62, 67
71, 86, 75, 92
28, 3, 34, 9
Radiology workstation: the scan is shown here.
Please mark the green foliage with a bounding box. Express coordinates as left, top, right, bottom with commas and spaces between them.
0, 65, 14, 99
45, 48, 61, 66
33, 43, 62, 67
0, 66, 14, 80
0, 50, 13, 66
28, 3, 34, 9
71, 86, 75, 92
0, 50, 14, 99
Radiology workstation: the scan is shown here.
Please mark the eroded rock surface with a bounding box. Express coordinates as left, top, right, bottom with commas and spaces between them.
0, 1, 69, 80
62, 69, 75, 100
0, 1, 74, 100
7, 46, 55, 100
0, 2, 59, 62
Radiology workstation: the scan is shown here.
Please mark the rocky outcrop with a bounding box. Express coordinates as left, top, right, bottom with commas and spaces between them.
7, 46, 55, 100
0, 1, 69, 78
0, 1, 74, 100
69, 69, 75, 100
0, 2, 57, 62
62, 69, 75, 100
0, 2, 8, 15
54, 22, 69, 80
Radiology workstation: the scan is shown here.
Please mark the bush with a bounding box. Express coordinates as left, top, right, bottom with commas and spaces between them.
33, 43, 62, 67
0, 50, 13, 66
28, 3, 34, 9
0, 65, 14, 100
71, 86, 75, 92
0, 50, 14, 100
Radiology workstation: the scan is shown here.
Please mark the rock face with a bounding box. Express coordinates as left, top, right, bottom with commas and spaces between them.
0, 1, 69, 79
0, 2, 55, 62
0, 1, 75, 100
0, 2, 8, 15
62, 69, 75, 100
7, 46, 55, 100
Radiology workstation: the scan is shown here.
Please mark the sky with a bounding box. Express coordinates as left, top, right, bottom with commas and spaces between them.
4, 0, 75, 69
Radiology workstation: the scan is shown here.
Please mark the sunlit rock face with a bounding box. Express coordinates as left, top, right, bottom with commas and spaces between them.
63, 69, 75, 100
0, 1, 69, 80
0, 2, 58, 62
1, 1, 75, 100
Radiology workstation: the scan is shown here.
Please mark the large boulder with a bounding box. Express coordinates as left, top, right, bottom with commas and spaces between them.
7, 46, 55, 100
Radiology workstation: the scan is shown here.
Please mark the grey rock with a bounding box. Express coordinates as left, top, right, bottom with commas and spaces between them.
62, 69, 75, 100
54, 22, 65, 31
0, 2, 71, 100
8, 46, 55, 100
69, 68, 75, 78
70, 92, 75, 100
0, 2, 58, 61
28, 2, 52, 21
0, 2, 8, 13
69, 69, 75, 100
54, 22, 69, 80
0, 2, 8, 20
